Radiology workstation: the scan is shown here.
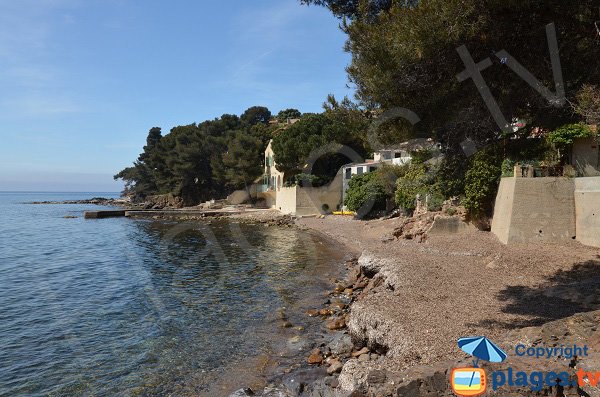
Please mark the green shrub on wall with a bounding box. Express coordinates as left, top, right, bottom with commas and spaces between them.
501, 158, 515, 177
547, 123, 592, 148
395, 163, 432, 213
463, 151, 502, 217
344, 172, 388, 214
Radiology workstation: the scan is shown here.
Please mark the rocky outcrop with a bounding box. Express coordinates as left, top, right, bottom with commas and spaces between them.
142, 193, 183, 209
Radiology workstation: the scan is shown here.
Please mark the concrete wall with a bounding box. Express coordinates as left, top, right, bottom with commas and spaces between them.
272, 173, 344, 216
276, 186, 297, 214
575, 177, 600, 248
573, 137, 600, 177
491, 177, 576, 244
295, 173, 343, 216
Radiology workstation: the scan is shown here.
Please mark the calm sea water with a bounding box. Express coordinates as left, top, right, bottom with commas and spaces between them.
0, 192, 345, 397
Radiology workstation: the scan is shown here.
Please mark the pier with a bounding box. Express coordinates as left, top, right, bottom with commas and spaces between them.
83, 210, 126, 219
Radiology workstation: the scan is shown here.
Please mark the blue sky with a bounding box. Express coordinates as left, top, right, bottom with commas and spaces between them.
0, 0, 352, 192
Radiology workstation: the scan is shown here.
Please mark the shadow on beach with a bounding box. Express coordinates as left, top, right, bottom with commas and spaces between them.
475, 256, 600, 329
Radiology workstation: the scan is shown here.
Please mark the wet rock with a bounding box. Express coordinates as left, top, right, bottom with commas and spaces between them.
328, 333, 353, 357
287, 336, 313, 352
281, 367, 328, 396
308, 348, 324, 365
333, 285, 345, 293
343, 288, 353, 295
325, 317, 346, 330
347, 266, 362, 285
281, 321, 293, 328
306, 309, 319, 317
318, 308, 332, 316
261, 386, 292, 397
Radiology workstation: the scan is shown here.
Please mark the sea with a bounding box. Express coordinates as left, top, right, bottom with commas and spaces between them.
0, 192, 346, 396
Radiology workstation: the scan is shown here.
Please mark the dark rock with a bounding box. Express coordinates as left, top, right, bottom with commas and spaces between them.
281, 367, 328, 396
366, 369, 387, 385
228, 388, 255, 396
328, 333, 353, 357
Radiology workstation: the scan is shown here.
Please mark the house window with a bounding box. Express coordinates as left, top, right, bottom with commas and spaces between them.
395, 152, 403, 158
357, 167, 363, 175
345, 168, 352, 179
369, 166, 377, 172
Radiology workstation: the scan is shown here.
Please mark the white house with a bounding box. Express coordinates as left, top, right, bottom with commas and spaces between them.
341, 148, 413, 209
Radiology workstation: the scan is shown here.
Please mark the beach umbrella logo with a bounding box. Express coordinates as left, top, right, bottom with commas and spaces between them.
451, 336, 507, 397
458, 336, 507, 366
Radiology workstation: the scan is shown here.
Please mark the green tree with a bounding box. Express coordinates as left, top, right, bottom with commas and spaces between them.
241, 106, 272, 126
221, 133, 263, 190
305, 0, 600, 149
271, 109, 370, 184
276, 108, 302, 121
114, 107, 273, 205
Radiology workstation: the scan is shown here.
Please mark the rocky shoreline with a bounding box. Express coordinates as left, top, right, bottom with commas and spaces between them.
26, 197, 131, 206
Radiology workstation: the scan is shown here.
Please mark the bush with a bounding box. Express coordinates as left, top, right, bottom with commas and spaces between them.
501, 158, 515, 177
446, 207, 457, 216
463, 151, 502, 217
344, 172, 388, 216
547, 123, 593, 148
427, 192, 445, 212
395, 163, 435, 213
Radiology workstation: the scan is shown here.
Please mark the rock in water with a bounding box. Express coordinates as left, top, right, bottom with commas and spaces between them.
307, 348, 324, 365
328, 333, 353, 357
325, 317, 346, 330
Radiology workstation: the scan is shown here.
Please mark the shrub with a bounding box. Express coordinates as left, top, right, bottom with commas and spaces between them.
395, 163, 433, 213
501, 158, 515, 177
446, 207, 457, 216
344, 172, 388, 216
463, 151, 502, 217
547, 123, 593, 148
427, 192, 445, 212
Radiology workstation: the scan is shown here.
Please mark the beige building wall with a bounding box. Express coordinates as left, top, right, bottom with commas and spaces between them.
491, 177, 576, 244
263, 140, 285, 191
575, 177, 600, 248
